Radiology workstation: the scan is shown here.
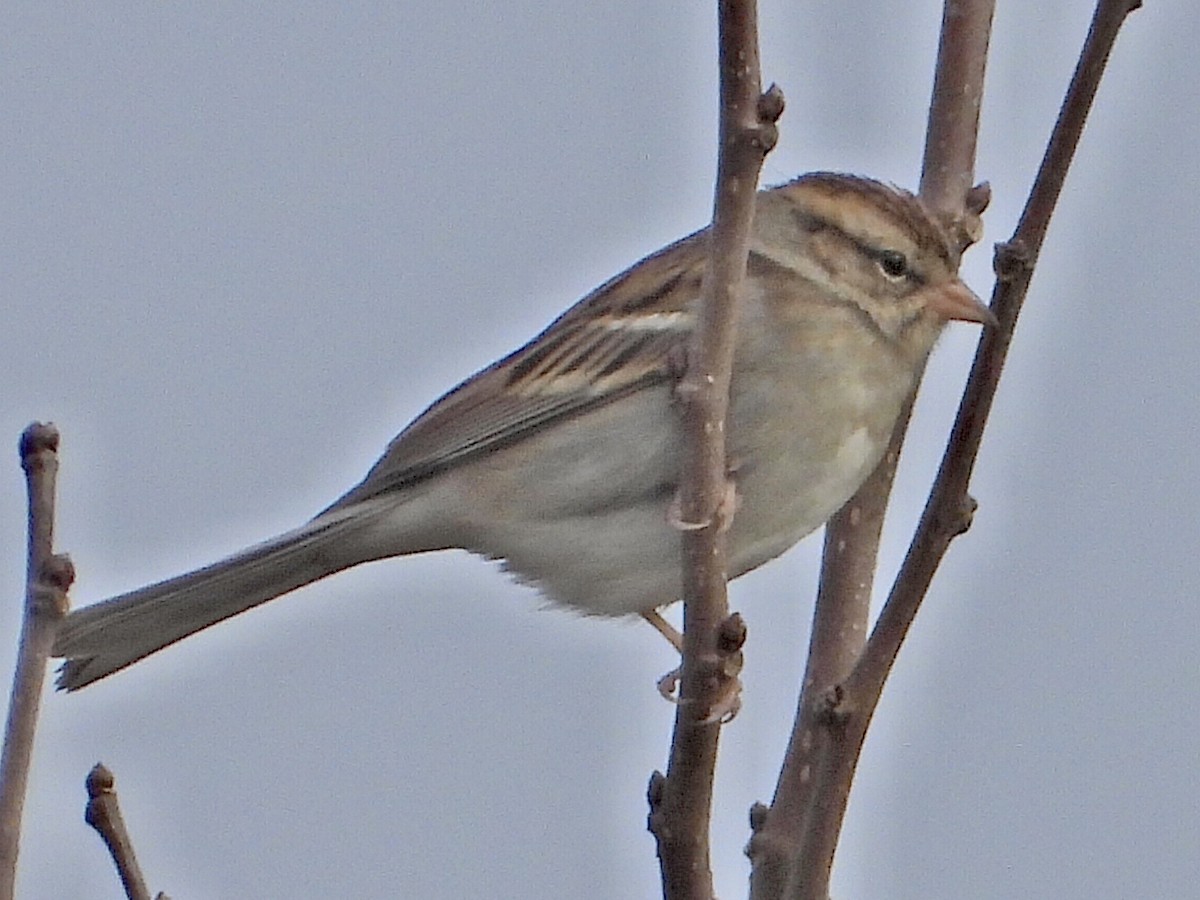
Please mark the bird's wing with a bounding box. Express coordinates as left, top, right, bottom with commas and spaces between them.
328, 229, 708, 509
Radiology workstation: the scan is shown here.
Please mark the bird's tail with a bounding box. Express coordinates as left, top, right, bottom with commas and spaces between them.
53, 508, 382, 691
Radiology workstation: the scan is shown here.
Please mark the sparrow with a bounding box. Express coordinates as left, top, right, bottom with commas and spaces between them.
53, 172, 991, 690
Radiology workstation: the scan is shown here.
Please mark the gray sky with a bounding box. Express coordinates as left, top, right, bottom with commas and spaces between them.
4, 3, 1198, 898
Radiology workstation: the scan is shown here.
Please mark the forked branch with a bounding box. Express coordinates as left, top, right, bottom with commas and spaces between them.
748, 1, 1142, 898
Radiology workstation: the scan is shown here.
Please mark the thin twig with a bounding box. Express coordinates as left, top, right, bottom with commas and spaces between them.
85, 764, 156, 900
648, 1, 782, 896
0, 424, 71, 900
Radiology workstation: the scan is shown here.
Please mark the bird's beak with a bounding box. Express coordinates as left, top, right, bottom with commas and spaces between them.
923, 278, 997, 327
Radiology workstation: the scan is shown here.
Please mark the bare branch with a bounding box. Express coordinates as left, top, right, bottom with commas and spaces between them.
84, 764, 159, 900
847, 0, 1144, 705
749, 0, 995, 896
919, 0, 995, 215
747, 1, 995, 888
0, 424, 71, 900
650, 1, 782, 896
749, 1, 1141, 898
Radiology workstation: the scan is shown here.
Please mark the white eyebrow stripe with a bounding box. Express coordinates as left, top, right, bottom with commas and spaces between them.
599, 311, 692, 332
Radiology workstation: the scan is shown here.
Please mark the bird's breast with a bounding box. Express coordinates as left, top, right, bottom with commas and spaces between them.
724, 347, 914, 575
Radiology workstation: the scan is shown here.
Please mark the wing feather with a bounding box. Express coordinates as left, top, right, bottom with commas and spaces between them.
328, 229, 707, 508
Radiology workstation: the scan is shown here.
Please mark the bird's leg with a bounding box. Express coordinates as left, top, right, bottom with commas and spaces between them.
642, 610, 683, 652
646, 609, 746, 721
642, 611, 685, 702
655, 461, 743, 706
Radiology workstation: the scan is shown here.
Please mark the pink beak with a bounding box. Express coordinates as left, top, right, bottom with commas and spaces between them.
923, 279, 996, 326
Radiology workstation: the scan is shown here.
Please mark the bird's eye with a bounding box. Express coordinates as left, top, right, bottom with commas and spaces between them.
877, 250, 909, 279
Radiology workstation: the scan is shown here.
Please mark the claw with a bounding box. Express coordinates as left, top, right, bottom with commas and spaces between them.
698, 676, 743, 724
666, 477, 740, 533
666, 492, 709, 531
657, 666, 682, 703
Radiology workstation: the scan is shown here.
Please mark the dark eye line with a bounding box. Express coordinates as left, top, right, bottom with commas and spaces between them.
794, 208, 927, 287
790, 209, 827, 234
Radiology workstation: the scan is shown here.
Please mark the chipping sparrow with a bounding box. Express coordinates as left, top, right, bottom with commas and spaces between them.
53, 172, 991, 690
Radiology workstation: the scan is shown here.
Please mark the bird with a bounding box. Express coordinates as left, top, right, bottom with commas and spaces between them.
52, 172, 992, 691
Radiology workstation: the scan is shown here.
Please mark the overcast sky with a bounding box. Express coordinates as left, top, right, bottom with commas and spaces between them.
3, 2, 1199, 898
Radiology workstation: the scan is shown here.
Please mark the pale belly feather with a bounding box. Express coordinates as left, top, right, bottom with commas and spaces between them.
420, 349, 912, 617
